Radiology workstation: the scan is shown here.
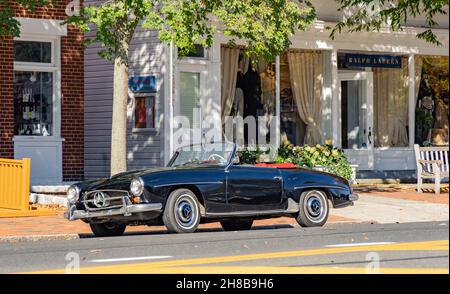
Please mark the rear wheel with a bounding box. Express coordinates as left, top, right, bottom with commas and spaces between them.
220, 219, 253, 231
90, 222, 126, 237
163, 188, 201, 233
296, 190, 329, 227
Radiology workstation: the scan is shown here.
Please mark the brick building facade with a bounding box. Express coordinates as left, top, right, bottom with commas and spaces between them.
0, 1, 84, 183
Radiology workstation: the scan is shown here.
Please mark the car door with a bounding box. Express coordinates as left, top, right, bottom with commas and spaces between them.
225, 165, 283, 212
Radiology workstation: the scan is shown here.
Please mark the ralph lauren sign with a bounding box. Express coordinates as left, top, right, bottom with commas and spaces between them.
345, 54, 402, 68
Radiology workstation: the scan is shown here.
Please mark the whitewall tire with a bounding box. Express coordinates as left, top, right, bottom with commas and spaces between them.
296, 190, 329, 227
163, 188, 201, 233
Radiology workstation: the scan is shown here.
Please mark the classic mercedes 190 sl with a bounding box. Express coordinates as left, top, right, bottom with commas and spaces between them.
65, 142, 358, 237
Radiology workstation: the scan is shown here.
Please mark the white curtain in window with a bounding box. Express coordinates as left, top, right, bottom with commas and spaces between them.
373, 57, 409, 147
221, 47, 240, 120
287, 51, 323, 145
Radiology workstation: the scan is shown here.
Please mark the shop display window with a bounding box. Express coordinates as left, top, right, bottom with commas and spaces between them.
13, 71, 53, 136
134, 95, 155, 129
13, 40, 55, 137
415, 56, 449, 146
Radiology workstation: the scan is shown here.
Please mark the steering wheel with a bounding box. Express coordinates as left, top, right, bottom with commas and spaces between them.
208, 153, 227, 163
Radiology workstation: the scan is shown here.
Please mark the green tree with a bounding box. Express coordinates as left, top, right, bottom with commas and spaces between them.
331, 0, 448, 45
67, 0, 316, 176
0, 0, 51, 38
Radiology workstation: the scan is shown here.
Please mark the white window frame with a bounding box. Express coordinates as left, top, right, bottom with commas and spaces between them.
131, 92, 159, 133
13, 34, 62, 139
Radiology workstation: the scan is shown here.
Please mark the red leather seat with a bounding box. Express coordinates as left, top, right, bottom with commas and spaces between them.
254, 162, 297, 169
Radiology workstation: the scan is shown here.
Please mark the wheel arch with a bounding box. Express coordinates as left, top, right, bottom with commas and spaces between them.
293, 187, 334, 207
166, 185, 206, 215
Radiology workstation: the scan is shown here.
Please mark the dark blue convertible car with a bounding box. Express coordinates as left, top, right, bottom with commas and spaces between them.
65, 142, 358, 237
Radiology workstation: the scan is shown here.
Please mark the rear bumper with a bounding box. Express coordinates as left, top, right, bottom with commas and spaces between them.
64, 203, 163, 221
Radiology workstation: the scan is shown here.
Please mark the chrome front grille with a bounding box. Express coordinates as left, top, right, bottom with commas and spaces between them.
83, 190, 131, 211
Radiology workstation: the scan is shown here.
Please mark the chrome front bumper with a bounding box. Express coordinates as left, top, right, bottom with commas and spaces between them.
349, 193, 359, 201
65, 203, 163, 221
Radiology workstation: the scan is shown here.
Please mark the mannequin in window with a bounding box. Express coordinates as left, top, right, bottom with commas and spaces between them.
243, 62, 262, 119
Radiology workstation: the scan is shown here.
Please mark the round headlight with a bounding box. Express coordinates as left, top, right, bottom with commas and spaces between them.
130, 178, 144, 197
67, 186, 80, 203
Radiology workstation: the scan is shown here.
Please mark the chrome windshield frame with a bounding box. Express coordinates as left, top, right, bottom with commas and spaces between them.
167, 142, 237, 168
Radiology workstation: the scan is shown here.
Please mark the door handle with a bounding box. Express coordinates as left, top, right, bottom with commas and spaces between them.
273, 176, 282, 181
368, 126, 372, 145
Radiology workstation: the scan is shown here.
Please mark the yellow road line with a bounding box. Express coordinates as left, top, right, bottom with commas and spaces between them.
22, 239, 449, 274
64, 266, 448, 274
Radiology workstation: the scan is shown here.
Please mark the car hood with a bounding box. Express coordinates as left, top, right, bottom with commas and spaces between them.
77, 167, 175, 192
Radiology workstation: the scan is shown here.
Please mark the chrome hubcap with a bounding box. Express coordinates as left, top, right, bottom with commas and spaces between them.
304, 192, 327, 223
174, 194, 198, 229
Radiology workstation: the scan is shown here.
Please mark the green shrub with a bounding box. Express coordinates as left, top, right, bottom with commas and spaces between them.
238, 143, 353, 180
236, 146, 266, 164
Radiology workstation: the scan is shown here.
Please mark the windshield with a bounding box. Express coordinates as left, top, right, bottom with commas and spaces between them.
169, 143, 235, 167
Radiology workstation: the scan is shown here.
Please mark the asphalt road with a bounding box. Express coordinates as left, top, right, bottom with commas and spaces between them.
0, 221, 448, 274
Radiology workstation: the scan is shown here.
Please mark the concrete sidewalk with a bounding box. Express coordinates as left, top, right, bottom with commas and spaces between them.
0, 186, 448, 243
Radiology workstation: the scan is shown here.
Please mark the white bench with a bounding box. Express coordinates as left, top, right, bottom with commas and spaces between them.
414, 144, 449, 195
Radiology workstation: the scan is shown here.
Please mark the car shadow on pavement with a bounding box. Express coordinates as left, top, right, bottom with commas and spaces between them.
78, 224, 296, 239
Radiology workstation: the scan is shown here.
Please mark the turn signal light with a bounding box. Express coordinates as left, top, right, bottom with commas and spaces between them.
133, 197, 140, 204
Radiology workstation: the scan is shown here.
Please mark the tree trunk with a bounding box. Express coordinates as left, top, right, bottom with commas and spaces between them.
110, 53, 129, 176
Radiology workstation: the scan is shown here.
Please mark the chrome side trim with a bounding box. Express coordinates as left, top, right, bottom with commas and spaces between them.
293, 185, 349, 191
67, 203, 163, 221
153, 181, 223, 188
206, 209, 287, 217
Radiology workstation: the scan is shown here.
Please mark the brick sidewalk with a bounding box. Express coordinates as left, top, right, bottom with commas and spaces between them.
353, 186, 449, 205
0, 186, 447, 241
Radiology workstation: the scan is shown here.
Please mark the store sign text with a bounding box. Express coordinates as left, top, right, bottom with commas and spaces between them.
128, 76, 157, 93
345, 54, 402, 68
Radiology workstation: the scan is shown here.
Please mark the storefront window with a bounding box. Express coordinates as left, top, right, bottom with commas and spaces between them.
280, 50, 323, 146
13, 71, 53, 136
13, 39, 55, 137
415, 56, 449, 146
14, 41, 52, 63
373, 56, 409, 147
134, 95, 155, 129
221, 46, 276, 145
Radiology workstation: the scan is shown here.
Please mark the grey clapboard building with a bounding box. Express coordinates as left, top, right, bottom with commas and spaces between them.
84, 5, 166, 178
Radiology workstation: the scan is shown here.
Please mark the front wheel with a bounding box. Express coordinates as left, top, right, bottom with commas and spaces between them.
296, 190, 329, 227
220, 219, 253, 231
163, 188, 201, 233
90, 222, 126, 237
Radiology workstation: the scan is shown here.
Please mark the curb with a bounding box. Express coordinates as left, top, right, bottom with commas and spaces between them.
0, 234, 80, 244
29, 193, 68, 207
